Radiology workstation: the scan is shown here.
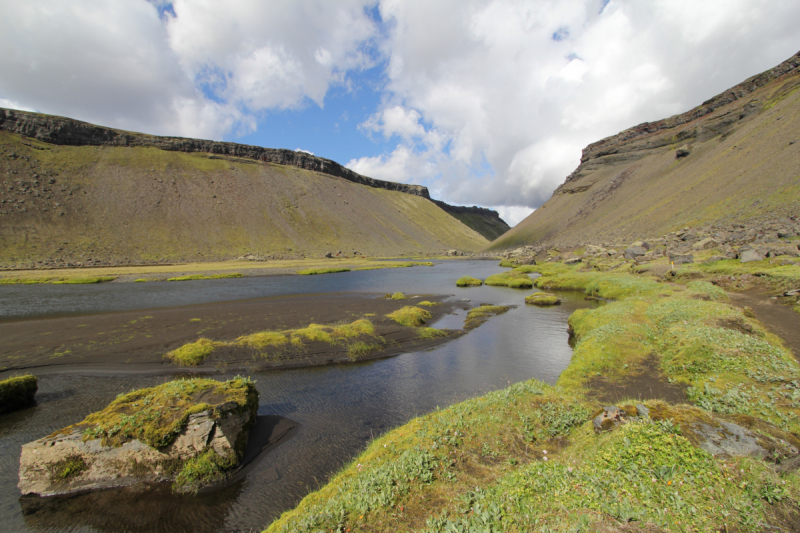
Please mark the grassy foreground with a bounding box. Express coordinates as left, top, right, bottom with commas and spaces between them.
266, 258, 800, 532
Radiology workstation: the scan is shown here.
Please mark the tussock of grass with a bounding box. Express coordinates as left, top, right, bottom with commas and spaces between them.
507, 277, 533, 289
387, 306, 431, 327
348, 341, 382, 361
167, 273, 243, 281
485, 270, 532, 288
167, 319, 379, 365
511, 265, 538, 273
525, 293, 561, 306
464, 304, 512, 330
417, 301, 439, 306
0, 375, 38, 412
238, 331, 289, 349
297, 267, 351, 275
165, 338, 216, 366
455, 276, 483, 287
390, 292, 406, 300
417, 327, 449, 340
0, 276, 116, 285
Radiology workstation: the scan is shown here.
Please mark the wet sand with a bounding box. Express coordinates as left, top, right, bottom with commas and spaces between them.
0, 293, 468, 376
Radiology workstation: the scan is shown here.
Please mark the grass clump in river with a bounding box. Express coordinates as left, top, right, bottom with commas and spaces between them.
455, 276, 482, 287
166, 338, 217, 366
173, 448, 238, 493
0, 374, 38, 413
387, 306, 431, 327
166, 319, 380, 366
525, 292, 561, 306
484, 270, 532, 288
464, 304, 512, 330
417, 327, 449, 340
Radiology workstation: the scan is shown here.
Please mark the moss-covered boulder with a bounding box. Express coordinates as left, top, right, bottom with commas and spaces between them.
0, 375, 37, 414
525, 293, 562, 306
456, 276, 483, 287
18, 377, 257, 496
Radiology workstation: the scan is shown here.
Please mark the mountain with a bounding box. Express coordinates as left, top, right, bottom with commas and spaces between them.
490, 51, 800, 251
0, 109, 505, 268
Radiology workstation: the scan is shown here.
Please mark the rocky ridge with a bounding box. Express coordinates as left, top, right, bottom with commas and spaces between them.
0, 108, 430, 199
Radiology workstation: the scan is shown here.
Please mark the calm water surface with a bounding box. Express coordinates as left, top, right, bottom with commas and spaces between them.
0, 261, 598, 532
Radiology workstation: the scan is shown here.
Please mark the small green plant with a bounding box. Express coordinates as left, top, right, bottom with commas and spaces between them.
387, 306, 431, 327
456, 276, 483, 287
165, 338, 216, 366
417, 327, 449, 340
525, 293, 561, 306
173, 448, 237, 493
49, 454, 88, 481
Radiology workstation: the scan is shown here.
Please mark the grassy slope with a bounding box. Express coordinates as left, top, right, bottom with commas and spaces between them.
0, 136, 487, 264
266, 258, 800, 532
490, 66, 800, 250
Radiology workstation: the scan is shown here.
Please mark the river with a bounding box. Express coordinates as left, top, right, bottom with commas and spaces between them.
0, 260, 598, 532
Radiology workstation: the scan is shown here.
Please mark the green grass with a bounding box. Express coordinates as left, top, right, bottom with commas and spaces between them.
0, 276, 116, 285
165, 338, 216, 366
464, 305, 512, 330
390, 292, 407, 300
173, 448, 238, 494
387, 306, 431, 327
49, 455, 89, 481
296, 267, 351, 275
0, 375, 38, 412
417, 327, 449, 340
525, 293, 561, 306
455, 276, 483, 287
167, 319, 378, 364
167, 273, 243, 281
507, 277, 533, 289
485, 269, 532, 288
417, 300, 440, 306
511, 265, 538, 273
348, 341, 382, 361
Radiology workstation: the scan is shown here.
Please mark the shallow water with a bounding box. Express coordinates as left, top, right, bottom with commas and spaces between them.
0, 261, 598, 532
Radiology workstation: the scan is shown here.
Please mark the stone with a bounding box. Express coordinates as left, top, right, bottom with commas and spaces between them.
675, 144, 691, 158
564, 257, 582, 265
18, 378, 258, 496
631, 240, 651, 250
623, 246, 647, 260
692, 237, 719, 251
593, 406, 626, 433
585, 244, 608, 255
740, 249, 765, 263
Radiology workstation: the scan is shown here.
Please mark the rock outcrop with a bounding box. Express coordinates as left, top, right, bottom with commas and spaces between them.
0, 108, 429, 199
0, 375, 37, 414
18, 377, 257, 496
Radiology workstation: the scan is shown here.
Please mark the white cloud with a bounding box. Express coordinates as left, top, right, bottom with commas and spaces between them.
493, 206, 535, 228
358, 0, 800, 214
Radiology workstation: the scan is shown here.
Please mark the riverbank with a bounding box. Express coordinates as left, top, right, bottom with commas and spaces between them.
0, 256, 487, 284
266, 257, 800, 532
0, 292, 468, 376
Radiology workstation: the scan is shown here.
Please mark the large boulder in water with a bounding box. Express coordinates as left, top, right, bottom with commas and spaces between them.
18, 377, 257, 496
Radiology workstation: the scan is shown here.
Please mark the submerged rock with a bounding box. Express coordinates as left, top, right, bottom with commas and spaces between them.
0, 375, 38, 414
18, 377, 258, 496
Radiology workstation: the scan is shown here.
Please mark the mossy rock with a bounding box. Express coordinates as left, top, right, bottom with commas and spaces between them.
525, 293, 562, 306
0, 375, 37, 414
19, 377, 259, 496
456, 276, 483, 287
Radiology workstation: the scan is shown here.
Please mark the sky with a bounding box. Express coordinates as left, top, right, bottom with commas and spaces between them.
1, 1, 798, 227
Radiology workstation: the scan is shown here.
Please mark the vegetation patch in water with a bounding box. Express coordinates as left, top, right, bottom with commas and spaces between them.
525, 293, 561, 306
296, 267, 351, 275
464, 304, 512, 330
484, 270, 532, 288
167, 273, 243, 281
455, 276, 482, 287
417, 327, 449, 340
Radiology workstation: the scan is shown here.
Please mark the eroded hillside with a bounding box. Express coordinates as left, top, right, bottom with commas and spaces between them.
0, 131, 489, 268
491, 51, 800, 251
